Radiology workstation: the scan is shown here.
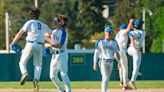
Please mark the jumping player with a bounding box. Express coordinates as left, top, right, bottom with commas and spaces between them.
115, 19, 134, 90
45, 15, 71, 92
127, 19, 146, 89
93, 26, 120, 92
10, 7, 52, 92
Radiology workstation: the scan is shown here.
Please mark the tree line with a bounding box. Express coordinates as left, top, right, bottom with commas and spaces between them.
0, 0, 163, 52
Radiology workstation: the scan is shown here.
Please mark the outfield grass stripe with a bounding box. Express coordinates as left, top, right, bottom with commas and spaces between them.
0, 81, 164, 88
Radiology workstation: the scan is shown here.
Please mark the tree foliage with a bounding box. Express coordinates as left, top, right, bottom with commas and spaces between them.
0, 0, 163, 52
150, 7, 164, 52
71, 0, 107, 48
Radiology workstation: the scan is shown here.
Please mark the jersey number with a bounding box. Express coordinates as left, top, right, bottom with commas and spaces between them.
37, 23, 41, 30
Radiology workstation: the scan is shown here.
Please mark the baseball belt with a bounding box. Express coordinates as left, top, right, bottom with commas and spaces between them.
102, 58, 113, 63
27, 40, 43, 45
52, 50, 64, 54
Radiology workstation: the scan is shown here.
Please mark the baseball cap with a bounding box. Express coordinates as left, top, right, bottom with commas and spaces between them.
120, 23, 127, 29
11, 44, 22, 53
134, 19, 144, 28
104, 26, 113, 32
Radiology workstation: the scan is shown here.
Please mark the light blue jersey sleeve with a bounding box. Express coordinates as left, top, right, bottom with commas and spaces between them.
112, 39, 120, 53
95, 38, 104, 49
128, 31, 134, 38
93, 38, 103, 64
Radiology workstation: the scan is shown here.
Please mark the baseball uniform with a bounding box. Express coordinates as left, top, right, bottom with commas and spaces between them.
128, 29, 146, 82
115, 28, 129, 87
19, 19, 51, 81
50, 28, 71, 92
94, 37, 120, 92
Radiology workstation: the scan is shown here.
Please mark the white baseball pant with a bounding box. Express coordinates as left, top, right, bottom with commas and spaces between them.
118, 48, 129, 86
99, 59, 113, 92
19, 42, 42, 80
50, 52, 71, 92
127, 46, 141, 82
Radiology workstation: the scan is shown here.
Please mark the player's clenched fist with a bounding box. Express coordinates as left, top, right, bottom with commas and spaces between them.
44, 43, 51, 47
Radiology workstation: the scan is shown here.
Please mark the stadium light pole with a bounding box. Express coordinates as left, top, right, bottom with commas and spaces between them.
142, 8, 153, 53
35, 0, 38, 8
142, 9, 146, 53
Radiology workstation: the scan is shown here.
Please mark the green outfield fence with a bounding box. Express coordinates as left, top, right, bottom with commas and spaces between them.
0, 50, 164, 81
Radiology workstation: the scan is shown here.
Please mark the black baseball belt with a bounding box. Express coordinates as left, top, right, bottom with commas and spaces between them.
101, 58, 113, 63
27, 40, 43, 45
52, 50, 64, 54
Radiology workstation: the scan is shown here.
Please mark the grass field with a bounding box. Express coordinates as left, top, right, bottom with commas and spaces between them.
0, 80, 164, 89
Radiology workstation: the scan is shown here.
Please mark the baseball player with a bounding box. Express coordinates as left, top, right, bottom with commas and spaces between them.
10, 7, 52, 92
127, 19, 146, 89
45, 15, 71, 92
93, 26, 120, 92
115, 19, 134, 90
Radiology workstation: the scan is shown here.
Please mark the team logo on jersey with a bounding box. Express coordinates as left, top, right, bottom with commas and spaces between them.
103, 46, 114, 51
53, 34, 60, 41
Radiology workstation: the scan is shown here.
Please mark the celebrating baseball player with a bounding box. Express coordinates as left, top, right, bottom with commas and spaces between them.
45, 15, 71, 92
10, 7, 52, 92
115, 19, 134, 90
127, 19, 146, 89
93, 26, 120, 92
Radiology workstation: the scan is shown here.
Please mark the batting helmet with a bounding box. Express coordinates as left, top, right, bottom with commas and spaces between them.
104, 26, 113, 32
120, 23, 127, 29
134, 19, 144, 29
11, 44, 22, 53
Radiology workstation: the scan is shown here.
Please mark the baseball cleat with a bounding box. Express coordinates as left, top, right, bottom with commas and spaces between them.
129, 81, 137, 90
20, 73, 28, 86
33, 79, 39, 92
119, 81, 123, 87
122, 85, 132, 90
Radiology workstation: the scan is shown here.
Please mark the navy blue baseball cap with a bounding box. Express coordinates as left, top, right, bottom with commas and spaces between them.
134, 19, 144, 28
104, 26, 113, 32
120, 23, 127, 29
11, 44, 22, 53
42, 47, 50, 58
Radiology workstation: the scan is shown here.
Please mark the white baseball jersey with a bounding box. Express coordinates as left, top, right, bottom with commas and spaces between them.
128, 30, 146, 49
94, 38, 120, 64
21, 19, 52, 43
50, 27, 71, 92
51, 28, 67, 51
19, 19, 51, 81
115, 29, 128, 49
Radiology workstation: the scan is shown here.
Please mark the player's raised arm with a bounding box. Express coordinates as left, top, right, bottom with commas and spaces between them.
124, 19, 134, 34
10, 17, 31, 49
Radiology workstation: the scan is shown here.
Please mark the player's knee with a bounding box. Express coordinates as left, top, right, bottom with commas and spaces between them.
19, 61, 26, 66
102, 76, 109, 82
33, 62, 42, 67
60, 72, 67, 78
50, 74, 55, 80
50, 73, 58, 80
